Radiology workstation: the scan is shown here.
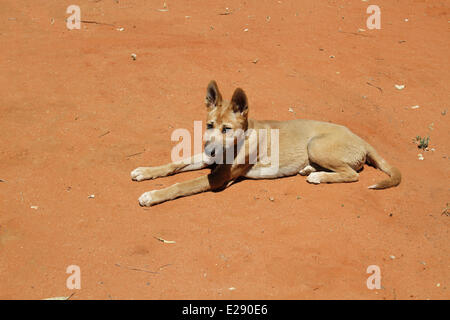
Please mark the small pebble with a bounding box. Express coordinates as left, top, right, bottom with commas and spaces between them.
131, 53, 137, 60
30, 206, 39, 210
390, 255, 396, 260
269, 197, 274, 202
418, 154, 424, 161
88, 194, 95, 199
395, 84, 405, 90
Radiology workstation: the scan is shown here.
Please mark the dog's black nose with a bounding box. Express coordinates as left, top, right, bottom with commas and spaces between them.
204, 142, 215, 157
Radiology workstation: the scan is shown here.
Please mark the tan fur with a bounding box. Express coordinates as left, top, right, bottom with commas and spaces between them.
132, 81, 401, 206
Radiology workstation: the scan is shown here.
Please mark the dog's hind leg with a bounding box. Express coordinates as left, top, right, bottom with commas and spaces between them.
299, 165, 317, 176
305, 134, 364, 184
131, 153, 210, 181
306, 166, 359, 184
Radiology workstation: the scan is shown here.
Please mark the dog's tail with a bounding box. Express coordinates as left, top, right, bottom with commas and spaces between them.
365, 144, 401, 190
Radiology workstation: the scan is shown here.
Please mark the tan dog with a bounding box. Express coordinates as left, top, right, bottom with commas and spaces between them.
131, 81, 401, 206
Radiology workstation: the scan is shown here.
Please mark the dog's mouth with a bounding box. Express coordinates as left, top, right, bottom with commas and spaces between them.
204, 130, 247, 164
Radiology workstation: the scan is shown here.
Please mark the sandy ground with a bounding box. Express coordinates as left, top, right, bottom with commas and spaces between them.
0, 0, 449, 300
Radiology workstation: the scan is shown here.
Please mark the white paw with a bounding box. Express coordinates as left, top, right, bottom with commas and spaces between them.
299, 165, 316, 176
139, 191, 156, 207
131, 167, 150, 181
306, 172, 322, 184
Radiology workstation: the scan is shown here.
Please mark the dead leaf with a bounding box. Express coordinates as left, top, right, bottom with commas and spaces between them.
43, 293, 75, 300
154, 236, 176, 244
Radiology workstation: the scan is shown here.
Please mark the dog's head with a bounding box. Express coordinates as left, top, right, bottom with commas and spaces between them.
203, 80, 248, 158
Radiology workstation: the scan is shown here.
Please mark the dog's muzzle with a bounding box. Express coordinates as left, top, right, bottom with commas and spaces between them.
204, 142, 216, 157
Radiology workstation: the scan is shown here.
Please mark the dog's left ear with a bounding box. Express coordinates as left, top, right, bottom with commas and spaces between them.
231, 88, 248, 115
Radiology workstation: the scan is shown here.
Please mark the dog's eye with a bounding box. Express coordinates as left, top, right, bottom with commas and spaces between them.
222, 126, 232, 134
206, 123, 214, 129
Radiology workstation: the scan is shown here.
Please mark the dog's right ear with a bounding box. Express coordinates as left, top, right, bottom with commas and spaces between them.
205, 80, 222, 109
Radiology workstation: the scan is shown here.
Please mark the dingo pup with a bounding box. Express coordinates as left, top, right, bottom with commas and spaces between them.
132, 81, 401, 206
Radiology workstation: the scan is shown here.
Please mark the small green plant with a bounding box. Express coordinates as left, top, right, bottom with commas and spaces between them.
416, 135, 430, 149
442, 203, 449, 216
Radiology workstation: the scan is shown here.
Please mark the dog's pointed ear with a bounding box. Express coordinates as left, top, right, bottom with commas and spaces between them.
205, 80, 222, 109
231, 88, 248, 115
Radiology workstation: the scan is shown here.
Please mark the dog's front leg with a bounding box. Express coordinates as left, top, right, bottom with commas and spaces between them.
138, 174, 216, 207
138, 164, 249, 207
131, 153, 210, 181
